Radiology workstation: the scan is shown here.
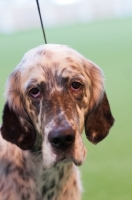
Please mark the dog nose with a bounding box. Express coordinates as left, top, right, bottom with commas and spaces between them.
48, 126, 75, 150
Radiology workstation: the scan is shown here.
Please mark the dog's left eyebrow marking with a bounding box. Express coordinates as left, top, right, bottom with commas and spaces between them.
26, 79, 39, 87
66, 57, 74, 62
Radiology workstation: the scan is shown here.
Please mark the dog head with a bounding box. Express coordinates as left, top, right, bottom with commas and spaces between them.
1, 44, 114, 168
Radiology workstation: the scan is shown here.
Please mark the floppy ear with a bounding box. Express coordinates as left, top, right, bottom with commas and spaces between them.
1, 69, 36, 150
85, 92, 114, 144
83, 59, 114, 144
1, 103, 36, 150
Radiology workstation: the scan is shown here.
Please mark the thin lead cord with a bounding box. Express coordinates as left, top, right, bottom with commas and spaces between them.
36, 0, 47, 44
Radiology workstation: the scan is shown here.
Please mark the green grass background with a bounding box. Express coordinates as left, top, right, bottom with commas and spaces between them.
0, 18, 132, 199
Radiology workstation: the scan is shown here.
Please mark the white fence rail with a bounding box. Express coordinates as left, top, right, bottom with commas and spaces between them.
0, 0, 132, 33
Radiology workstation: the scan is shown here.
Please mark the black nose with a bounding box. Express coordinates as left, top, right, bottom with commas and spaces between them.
48, 126, 75, 150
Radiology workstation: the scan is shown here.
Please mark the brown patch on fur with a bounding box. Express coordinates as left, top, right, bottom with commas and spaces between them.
43, 50, 53, 59
29, 100, 40, 116
70, 65, 80, 71
40, 66, 57, 91
73, 179, 77, 187
66, 57, 74, 63
43, 91, 77, 126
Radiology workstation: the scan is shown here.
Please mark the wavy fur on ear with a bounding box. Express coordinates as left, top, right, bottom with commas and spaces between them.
85, 92, 114, 144
4, 69, 25, 116
83, 59, 114, 144
83, 59, 105, 110
1, 69, 36, 150
88, 62, 104, 109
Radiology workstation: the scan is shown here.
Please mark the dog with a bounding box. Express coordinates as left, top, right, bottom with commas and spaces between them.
0, 44, 114, 200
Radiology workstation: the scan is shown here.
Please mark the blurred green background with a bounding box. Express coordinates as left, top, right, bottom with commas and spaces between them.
0, 18, 132, 199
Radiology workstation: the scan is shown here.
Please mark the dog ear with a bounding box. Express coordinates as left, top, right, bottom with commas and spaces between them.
83, 59, 114, 144
1, 69, 36, 150
85, 92, 114, 144
1, 102, 36, 150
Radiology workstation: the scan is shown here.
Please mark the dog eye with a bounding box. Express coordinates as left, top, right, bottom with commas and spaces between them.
71, 82, 82, 90
29, 88, 40, 98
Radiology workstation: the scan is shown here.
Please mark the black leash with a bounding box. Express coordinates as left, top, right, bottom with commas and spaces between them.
36, 0, 47, 44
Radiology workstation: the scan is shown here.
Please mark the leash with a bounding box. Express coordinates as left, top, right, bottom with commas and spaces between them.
36, 0, 47, 44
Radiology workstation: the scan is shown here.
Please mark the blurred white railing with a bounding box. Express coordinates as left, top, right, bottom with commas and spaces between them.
0, 0, 132, 33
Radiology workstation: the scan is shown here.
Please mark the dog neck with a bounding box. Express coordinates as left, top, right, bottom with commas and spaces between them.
39, 161, 81, 200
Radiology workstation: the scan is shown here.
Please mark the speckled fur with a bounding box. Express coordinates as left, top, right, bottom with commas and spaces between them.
0, 44, 114, 200
0, 133, 81, 200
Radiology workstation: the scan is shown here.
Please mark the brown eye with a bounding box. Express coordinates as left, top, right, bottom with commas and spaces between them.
71, 82, 82, 91
29, 88, 40, 98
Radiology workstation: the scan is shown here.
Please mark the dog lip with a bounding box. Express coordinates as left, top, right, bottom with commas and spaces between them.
72, 158, 83, 166
55, 157, 73, 165
58, 157, 82, 166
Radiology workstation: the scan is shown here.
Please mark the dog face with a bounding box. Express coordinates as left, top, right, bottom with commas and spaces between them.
1, 44, 114, 168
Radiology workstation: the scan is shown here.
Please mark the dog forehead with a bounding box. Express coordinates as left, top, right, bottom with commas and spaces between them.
20, 44, 86, 86
38, 45, 85, 76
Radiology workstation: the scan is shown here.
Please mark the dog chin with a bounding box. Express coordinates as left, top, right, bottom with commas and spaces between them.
42, 150, 84, 169
59, 157, 83, 167
50, 157, 83, 169
43, 159, 83, 170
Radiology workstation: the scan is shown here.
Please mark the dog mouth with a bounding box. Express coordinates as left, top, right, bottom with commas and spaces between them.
54, 156, 83, 167
49, 145, 85, 167
42, 152, 83, 169
42, 140, 85, 169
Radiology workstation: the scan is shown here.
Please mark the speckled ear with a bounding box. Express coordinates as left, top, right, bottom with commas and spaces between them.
85, 92, 114, 144
1, 102, 36, 150
1, 67, 36, 150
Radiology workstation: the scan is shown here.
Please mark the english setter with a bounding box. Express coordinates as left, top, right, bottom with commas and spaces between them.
0, 44, 114, 200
